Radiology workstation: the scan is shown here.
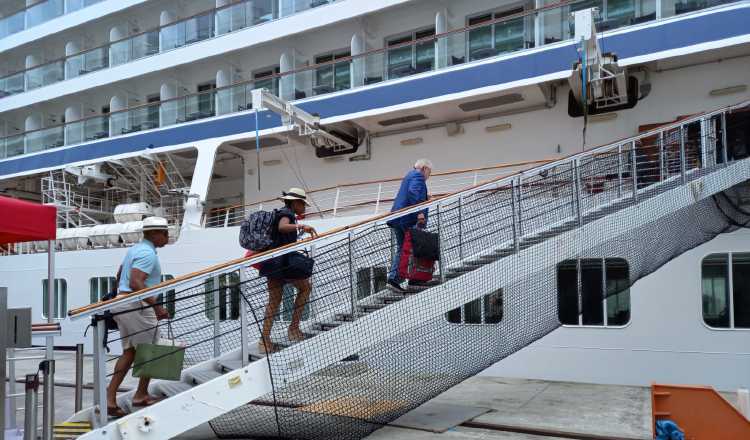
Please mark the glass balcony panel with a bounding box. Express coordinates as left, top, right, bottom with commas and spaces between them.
65, 0, 85, 13
415, 41, 435, 73
292, 69, 313, 100
161, 21, 186, 51
443, 32, 467, 66
65, 120, 84, 145
24, 63, 63, 91
131, 31, 160, 60
185, 13, 214, 45
494, 17, 527, 53
65, 54, 84, 79
468, 24, 494, 61
110, 40, 131, 67
0, 11, 25, 39
539, 2, 569, 45
363, 51, 386, 87
83, 116, 109, 142
216, 2, 248, 35
0, 73, 25, 97
27, 0, 64, 28
5, 135, 24, 158
81, 47, 108, 74
251, 0, 276, 24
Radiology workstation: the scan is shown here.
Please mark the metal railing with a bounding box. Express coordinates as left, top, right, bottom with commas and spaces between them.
203, 160, 552, 228
0, 0, 340, 99
1, 0, 745, 160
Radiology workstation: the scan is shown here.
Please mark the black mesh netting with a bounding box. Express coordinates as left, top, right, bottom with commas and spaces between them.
101, 105, 750, 439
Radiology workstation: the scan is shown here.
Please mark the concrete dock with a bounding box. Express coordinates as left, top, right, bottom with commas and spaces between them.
5, 351, 742, 439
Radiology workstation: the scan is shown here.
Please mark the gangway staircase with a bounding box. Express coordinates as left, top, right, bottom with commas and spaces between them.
67, 101, 750, 440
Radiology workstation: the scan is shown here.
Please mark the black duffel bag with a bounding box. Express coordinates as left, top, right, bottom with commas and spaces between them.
410, 228, 440, 261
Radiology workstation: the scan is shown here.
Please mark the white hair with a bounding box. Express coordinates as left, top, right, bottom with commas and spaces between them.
414, 158, 433, 170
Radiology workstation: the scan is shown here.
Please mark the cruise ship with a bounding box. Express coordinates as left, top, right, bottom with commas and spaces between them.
1, 0, 750, 438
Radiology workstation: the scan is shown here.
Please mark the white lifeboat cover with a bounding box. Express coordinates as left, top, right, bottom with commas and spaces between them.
114, 203, 153, 223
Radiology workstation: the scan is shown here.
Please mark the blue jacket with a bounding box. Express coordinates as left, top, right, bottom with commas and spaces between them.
388, 169, 429, 228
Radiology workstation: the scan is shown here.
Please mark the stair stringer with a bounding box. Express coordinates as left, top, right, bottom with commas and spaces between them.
79, 158, 750, 440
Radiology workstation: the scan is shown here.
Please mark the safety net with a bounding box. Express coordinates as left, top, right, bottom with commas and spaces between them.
78, 101, 750, 439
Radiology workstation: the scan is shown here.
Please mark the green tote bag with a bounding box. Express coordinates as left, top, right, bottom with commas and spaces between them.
133, 320, 185, 381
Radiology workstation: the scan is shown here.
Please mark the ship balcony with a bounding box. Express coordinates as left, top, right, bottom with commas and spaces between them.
0, 0, 342, 101
0, 0, 748, 164
0, 0, 105, 40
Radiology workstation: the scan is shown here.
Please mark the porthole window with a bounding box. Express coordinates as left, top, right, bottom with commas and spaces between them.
702, 253, 750, 328
557, 258, 630, 327
447, 289, 503, 324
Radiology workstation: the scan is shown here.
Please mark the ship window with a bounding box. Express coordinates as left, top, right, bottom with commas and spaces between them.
702, 253, 750, 329
356, 267, 388, 300
385, 26, 435, 79
467, 6, 528, 61
557, 258, 630, 327
89, 277, 117, 304
204, 272, 241, 321
446, 289, 503, 325
314, 50, 351, 95
42, 279, 67, 319
156, 275, 176, 318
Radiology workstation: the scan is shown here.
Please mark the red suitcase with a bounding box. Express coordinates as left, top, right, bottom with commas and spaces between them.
398, 229, 435, 282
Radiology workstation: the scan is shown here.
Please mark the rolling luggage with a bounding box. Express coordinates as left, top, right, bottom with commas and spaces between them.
398, 228, 437, 283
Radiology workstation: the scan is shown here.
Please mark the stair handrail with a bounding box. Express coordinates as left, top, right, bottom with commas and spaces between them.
67, 99, 750, 320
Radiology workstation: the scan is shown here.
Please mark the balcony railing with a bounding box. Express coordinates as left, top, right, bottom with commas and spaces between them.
0, 0, 743, 160
0, 0, 339, 99
0, 0, 104, 40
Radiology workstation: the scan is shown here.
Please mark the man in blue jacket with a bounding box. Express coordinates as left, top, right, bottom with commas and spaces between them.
387, 158, 432, 292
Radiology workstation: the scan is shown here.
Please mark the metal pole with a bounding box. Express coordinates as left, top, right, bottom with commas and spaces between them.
40, 360, 55, 440
617, 144, 623, 197
574, 159, 583, 226
516, 177, 524, 237
8, 347, 17, 430
332, 187, 341, 217
92, 320, 108, 427
23, 374, 39, 440
238, 269, 249, 367
457, 196, 463, 262
510, 180, 520, 254
679, 125, 686, 183
374, 183, 382, 214
347, 232, 357, 315
721, 111, 729, 164
74, 344, 84, 413
46, 243, 55, 360
213, 275, 221, 358
0, 288, 6, 440
659, 133, 664, 181
631, 141, 638, 201
436, 204, 445, 284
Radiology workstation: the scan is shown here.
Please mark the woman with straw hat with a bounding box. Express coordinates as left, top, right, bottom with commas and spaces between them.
258, 188, 318, 353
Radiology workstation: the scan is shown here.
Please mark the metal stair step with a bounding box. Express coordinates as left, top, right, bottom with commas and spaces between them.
334, 312, 365, 322
314, 322, 342, 331
218, 358, 245, 373
379, 295, 406, 304
359, 303, 386, 312
185, 369, 223, 385
152, 381, 194, 398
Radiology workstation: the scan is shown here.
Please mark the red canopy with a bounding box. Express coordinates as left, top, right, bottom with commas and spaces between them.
0, 196, 57, 245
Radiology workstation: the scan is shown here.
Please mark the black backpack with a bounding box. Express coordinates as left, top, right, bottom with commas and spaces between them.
239, 210, 277, 251
87, 290, 119, 352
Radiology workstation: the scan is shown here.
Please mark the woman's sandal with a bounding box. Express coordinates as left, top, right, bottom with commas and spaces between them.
107, 406, 127, 418
132, 396, 164, 408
